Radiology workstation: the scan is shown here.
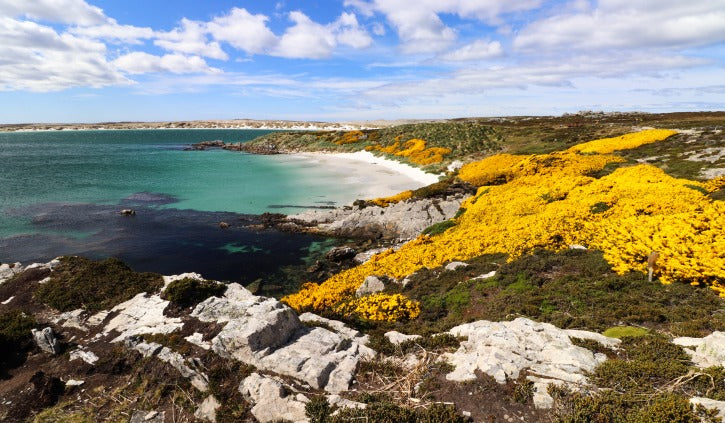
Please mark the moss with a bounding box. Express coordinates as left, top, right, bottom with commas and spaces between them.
161, 278, 227, 308
307, 395, 472, 423
35, 256, 163, 312
602, 326, 649, 339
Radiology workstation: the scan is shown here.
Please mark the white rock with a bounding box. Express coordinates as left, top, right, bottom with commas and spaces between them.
156, 347, 209, 392
128, 340, 163, 358
444, 318, 620, 409
55, 309, 87, 331
65, 379, 85, 387
193, 284, 371, 393
87, 310, 110, 326
355, 276, 385, 297
385, 331, 422, 345
104, 293, 183, 342
674, 332, 725, 368
240, 373, 308, 423
327, 394, 366, 410
185, 332, 211, 350
690, 397, 725, 419
0, 262, 23, 284
298, 312, 371, 349
473, 271, 497, 280
447, 160, 464, 172
32, 327, 61, 355
445, 261, 469, 271
69, 348, 99, 365
568, 244, 587, 250
1, 296, 14, 305
195, 395, 221, 422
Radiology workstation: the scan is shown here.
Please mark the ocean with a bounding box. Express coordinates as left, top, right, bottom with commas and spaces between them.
0, 129, 376, 290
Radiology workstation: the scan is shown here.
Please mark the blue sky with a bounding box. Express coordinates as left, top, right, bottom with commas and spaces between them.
0, 0, 724, 123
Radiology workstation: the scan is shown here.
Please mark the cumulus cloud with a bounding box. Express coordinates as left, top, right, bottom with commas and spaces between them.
206, 8, 277, 55
514, 0, 725, 51
112, 52, 220, 75
70, 19, 154, 44
442, 39, 503, 61
155, 18, 227, 60
346, 0, 542, 53
273, 11, 336, 59
0, 17, 129, 91
0, 0, 107, 25
333, 12, 372, 48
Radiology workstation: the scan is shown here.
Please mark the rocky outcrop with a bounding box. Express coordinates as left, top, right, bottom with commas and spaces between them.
0, 262, 23, 284
288, 195, 467, 241
355, 275, 385, 297
444, 317, 620, 409
385, 331, 422, 345
104, 293, 183, 342
192, 283, 374, 393
195, 395, 221, 422
690, 397, 725, 419
240, 373, 309, 423
673, 331, 725, 368
32, 327, 61, 355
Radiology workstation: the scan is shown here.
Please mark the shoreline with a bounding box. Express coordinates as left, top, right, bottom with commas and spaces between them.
288, 150, 442, 199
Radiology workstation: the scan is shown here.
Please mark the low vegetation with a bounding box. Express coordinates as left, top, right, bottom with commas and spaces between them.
161, 277, 227, 308
35, 256, 163, 312
0, 310, 36, 365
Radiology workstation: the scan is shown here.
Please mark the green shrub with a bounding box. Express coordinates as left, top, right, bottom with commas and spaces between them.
161, 278, 227, 308
423, 220, 456, 237
0, 310, 36, 363
35, 256, 163, 312
602, 326, 649, 338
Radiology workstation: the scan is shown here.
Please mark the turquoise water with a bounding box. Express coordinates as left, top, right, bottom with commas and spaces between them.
0, 129, 365, 284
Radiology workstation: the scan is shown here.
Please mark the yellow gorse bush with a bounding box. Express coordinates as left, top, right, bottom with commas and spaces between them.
370, 190, 413, 207
366, 138, 452, 165
567, 129, 678, 154
283, 128, 725, 321
704, 175, 725, 193
335, 293, 421, 322
334, 130, 365, 145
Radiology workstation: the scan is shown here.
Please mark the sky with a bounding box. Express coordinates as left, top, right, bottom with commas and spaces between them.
0, 0, 724, 123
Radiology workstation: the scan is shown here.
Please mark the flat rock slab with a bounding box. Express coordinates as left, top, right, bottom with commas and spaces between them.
240, 373, 308, 423
104, 293, 183, 342
674, 332, 725, 368
444, 317, 619, 409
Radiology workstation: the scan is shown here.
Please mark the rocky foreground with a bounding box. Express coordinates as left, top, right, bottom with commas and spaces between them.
1, 259, 724, 422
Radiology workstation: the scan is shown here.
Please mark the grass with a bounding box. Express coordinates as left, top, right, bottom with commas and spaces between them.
35, 256, 163, 312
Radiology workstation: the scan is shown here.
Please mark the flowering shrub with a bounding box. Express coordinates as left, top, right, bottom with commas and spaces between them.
566, 129, 677, 154
334, 130, 365, 145
335, 293, 421, 321
704, 175, 725, 192
370, 190, 413, 207
283, 129, 725, 322
366, 138, 452, 165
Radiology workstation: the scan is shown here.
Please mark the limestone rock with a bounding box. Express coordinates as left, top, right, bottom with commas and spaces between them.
32, 327, 61, 355
104, 293, 183, 342
472, 270, 497, 280
445, 261, 469, 271
444, 318, 620, 409
385, 331, 422, 345
0, 262, 23, 284
690, 397, 725, 419
327, 394, 366, 410
299, 312, 372, 349
674, 332, 725, 368
185, 332, 211, 350
195, 395, 221, 422
69, 347, 99, 365
130, 410, 164, 423
240, 373, 308, 423
290, 195, 467, 241
355, 276, 385, 297
162, 272, 204, 289
193, 283, 372, 393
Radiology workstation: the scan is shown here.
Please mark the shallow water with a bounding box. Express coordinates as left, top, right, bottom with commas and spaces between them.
0, 129, 367, 284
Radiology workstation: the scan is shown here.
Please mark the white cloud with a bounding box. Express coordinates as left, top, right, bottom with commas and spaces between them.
155, 18, 227, 60
372, 22, 386, 36
207, 8, 277, 55
333, 12, 372, 49
70, 19, 154, 44
112, 52, 220, 75
442, 39, 503, 61
515, 0, 725, 51
346, 0, 543, 53
0, 0, 106, 26
273, 11, 337, 59
0, 17, 129, 91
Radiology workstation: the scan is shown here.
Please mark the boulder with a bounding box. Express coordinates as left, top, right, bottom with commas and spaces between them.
299, 312, 371, 348
673, 332, 725, 368
240, 373, 308, 423
69, 348, 99, 365
444, 317, 620, 409
325, 246, 357, 262
355, 276, 385, 297
32, 327, 61, 355
384, 331, 422, 345
193, 284, 373, 393
195, 395, 221, 422
104, 293, 183, 342
0, 262, 23, 284
690, 397, 725, 419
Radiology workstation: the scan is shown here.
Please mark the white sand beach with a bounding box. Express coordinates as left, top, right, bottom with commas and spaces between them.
282, 150, 442, 203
